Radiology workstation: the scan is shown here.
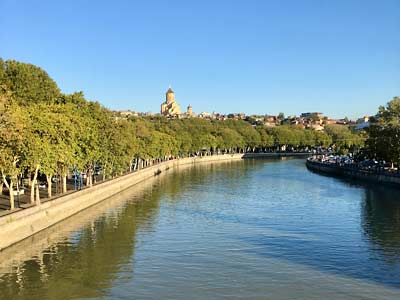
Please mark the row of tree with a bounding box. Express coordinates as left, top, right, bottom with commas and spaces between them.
0, 59, 365, 209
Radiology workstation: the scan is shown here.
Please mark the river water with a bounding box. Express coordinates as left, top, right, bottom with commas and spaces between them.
0, 158, 400, 300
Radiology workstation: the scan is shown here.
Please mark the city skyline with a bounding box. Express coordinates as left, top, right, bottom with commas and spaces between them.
1, 0, 399, 118
120, 85, 372, 120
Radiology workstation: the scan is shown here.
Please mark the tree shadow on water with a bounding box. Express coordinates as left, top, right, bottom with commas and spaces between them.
240, 184, 400, 289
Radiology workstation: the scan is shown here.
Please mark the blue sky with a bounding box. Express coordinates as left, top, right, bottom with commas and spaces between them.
1, 0, 399, 118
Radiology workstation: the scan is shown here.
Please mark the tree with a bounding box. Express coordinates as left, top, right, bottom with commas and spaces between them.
256, 126, 274, 149
2, 60, 61, 106
216, 127, 244, 153
314, 131, 332, 147
324, 124, 363, 154
21, 104, 45, 204
366, 97, 400, 166
309, 113, 321, 123
0, 86, 25, 209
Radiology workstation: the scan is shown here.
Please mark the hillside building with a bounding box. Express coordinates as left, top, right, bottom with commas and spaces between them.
161, 87, 182, 116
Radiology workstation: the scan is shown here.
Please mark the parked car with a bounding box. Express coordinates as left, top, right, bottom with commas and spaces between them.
4, 188, 25, 196
38, 182, 47, 189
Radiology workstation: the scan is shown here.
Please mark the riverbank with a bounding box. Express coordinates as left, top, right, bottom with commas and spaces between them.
0, 154, 245, 251
0, 153, 313, 212
306, 158, 400, 188
0, 152, 313, 251
2, 158, 400, 300
243, 152, 312, 159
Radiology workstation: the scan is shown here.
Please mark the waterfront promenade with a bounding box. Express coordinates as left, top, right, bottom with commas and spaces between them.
306, 157, 400, 188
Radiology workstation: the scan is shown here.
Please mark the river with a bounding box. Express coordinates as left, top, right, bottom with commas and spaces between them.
0, 158, 400, 300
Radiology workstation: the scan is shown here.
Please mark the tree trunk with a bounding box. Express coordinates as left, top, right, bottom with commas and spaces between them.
30, 164, 40, 204
2, 172, 14, 210
0, 182, 3, 195
30, 174, 34, 203
35, 184, 40, 205
9, 181, 14, 210
102, 163, 106, 181
62, 175, 67, 193
46, 175, 52, 198
86, 170, 91, 187
129, 159, 133, 172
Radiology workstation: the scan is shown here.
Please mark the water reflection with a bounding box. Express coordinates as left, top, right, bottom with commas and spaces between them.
0, 161, 243, 300
362, 187, 400, 260
0, 181, 161, 300
0, 159, 400, 300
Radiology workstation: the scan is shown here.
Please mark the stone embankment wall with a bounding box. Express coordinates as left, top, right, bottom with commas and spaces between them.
243, 152, 311, 159
0, 154, 243, 251
306, 160, 400, 187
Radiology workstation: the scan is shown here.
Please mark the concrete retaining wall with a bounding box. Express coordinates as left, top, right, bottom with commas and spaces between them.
306, 160, 400, 187
243, 152, 311, 159
0, 154, 244, 251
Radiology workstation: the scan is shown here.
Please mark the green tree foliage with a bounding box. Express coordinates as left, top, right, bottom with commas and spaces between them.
366, 97, 400, 164
324, 124, 364, 154
0, 85, 25, 208
256, 126, 274, 148
1, 60, 61, 105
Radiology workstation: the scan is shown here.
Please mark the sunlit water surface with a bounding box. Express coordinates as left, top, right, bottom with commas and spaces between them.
1, 158, 400, 300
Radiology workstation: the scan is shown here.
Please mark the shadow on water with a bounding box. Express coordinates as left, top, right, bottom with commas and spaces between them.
239, 166, 400, 288
162, 159, 400, 289
0, 181, 163, 300
0, 158, 400, 299
362, 187, 400, 260
306, 164, 400, 271
0, 160, 250, 300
